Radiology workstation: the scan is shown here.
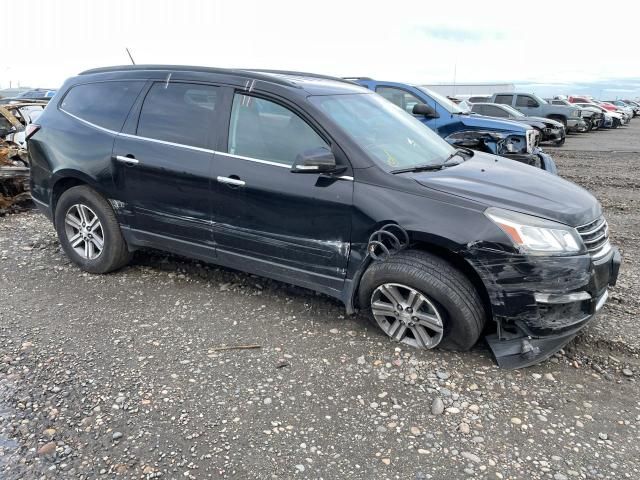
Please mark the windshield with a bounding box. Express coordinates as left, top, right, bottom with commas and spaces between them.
309, 93, 454, 171
417, 87, 466, 114
499, 105, 525, 117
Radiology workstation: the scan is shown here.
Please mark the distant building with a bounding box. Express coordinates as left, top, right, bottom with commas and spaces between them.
422, 83, 515, 98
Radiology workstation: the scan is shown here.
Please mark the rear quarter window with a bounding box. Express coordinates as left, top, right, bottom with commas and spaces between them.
60, 81, 145, 131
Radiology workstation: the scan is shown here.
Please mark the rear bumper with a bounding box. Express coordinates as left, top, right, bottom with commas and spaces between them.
466, 246, 621, 368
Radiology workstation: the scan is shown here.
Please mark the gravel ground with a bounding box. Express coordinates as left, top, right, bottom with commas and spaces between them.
1, 124, 639, 479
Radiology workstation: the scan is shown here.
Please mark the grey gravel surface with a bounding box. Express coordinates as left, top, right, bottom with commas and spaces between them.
0, 125, 639, 479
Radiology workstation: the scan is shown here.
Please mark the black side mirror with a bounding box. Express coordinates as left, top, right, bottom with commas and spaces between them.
291, 147, 337, 174
412, 103, 439, 119
527, 99, 538, 107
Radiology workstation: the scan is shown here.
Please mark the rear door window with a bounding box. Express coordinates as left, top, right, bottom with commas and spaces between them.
227, 94, 328, 166
516, 95, 538, 107
485, 105, 507, 117
494, 95, 513, 105
60, 81, 145, 131
137, 83, 218, 149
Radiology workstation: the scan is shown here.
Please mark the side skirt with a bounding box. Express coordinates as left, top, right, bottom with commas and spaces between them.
121, 227, 346, 302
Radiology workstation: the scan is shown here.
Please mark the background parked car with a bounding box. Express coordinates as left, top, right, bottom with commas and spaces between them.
488, 92, 586, 132
573, 102, 621, 127
548, 98, 603, 130
604, 100, 636, 118
470, 102, 566, 145
351, 79, 556, 173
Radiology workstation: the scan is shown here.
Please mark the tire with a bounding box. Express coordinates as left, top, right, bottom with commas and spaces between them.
554, 137, 566, 146
358, 250, 486, 351
54, 185, 131, 274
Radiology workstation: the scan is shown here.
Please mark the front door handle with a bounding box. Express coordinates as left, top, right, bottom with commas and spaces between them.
114, 155, 139, 166
217, 176, 245, 187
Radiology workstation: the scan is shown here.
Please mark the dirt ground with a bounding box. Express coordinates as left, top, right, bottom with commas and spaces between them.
0, 123, 639, 479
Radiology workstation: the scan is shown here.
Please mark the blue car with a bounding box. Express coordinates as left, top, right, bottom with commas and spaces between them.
352, 79, 557, 174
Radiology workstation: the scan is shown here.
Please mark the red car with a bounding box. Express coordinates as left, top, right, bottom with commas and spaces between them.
568, 96, 618, 112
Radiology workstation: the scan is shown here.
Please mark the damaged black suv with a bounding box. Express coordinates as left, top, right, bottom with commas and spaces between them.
28, 65, 621, 368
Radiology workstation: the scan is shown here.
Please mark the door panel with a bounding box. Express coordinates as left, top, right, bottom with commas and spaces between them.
113, 82, 220, 246
211, 92, 353, 283
112, 135, 214, 244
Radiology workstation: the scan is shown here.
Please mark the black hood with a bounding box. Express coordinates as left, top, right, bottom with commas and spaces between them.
412, 152, 601, 226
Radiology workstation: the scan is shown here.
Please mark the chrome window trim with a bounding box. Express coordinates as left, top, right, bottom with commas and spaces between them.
215, 151, 289, 168
59, 109, 119, 135
60, 109, 354, 178
118, 132, 215, 154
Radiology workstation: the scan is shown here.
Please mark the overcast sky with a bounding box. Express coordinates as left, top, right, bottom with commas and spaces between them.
3, 0, 640, 96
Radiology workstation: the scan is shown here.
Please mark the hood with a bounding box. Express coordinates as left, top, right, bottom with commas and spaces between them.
411, 151, 600, 226
456, 113, 529, 133
521, 116, 563, 128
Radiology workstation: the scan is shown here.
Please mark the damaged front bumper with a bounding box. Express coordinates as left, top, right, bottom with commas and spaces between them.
466, 246, 621, 369
502, 147, 557, 174
567, 118, 587, 132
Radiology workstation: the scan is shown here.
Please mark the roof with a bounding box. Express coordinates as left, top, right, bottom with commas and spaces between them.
79, 65, 365, 95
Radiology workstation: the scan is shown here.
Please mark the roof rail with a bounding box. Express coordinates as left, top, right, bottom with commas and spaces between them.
342, 77, 374, 81
79, 65, 300, 88
247, 69, 358, 86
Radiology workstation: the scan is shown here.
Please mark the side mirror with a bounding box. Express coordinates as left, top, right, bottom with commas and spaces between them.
412, 103, 439, 119
291, 147, 337, 174
527, 99, 538, 107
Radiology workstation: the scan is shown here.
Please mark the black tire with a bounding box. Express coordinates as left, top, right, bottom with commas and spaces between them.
358, 250, 486, 351
554, 137, 566, 146
54, 185, 131, 273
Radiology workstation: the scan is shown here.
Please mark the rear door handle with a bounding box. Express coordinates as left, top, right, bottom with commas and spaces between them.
217, 176, 245, 187
114, 155, 139, 166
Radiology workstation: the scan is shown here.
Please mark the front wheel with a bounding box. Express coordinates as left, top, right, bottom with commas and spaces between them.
554, 137, 566, 146
359, 250, 486, 351
54, 185, 132, 273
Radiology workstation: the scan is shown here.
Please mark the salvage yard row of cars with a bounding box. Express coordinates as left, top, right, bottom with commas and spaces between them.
19, 65, 624, 370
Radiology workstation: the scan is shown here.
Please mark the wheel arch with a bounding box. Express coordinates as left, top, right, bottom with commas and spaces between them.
348, 233, 493, 327
50, 170, 102, 214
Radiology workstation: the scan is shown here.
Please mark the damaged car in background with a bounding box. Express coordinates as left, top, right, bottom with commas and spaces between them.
28, 65, 620, 368
469, 102, 566, 146
0, 105, 30, 214
349, 79, 557, 174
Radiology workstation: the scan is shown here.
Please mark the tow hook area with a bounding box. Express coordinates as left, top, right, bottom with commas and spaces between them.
485, 331, 577, 369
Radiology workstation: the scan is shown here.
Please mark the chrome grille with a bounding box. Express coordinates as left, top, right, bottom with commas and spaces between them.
577, 216, 610, 258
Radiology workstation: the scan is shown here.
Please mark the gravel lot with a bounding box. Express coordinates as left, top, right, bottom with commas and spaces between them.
1, 123, 639, 479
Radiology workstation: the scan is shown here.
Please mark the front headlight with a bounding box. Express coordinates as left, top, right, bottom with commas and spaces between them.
485, 207, 585, 256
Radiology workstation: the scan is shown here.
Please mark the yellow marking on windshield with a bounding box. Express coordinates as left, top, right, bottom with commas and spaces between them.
383, 148, 398, 166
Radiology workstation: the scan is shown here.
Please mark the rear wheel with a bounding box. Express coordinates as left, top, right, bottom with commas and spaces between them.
359, 250, 486, 351
54, 185, 131, 273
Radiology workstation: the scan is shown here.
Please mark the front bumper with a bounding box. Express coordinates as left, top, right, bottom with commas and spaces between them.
502, 148, 557, 174
542, 127, 565, 142
567, 118, 587, 132
466, 246, 621, 368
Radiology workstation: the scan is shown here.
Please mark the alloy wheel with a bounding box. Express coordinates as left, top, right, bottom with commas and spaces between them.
64, 204, 104, 260
370, 283, 444, 349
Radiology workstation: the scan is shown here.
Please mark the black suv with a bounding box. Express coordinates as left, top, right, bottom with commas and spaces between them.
28, 65, 621, 368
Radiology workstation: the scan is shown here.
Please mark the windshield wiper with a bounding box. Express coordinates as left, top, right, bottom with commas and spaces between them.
390, 163, 444, 174
390, 148, 474, 175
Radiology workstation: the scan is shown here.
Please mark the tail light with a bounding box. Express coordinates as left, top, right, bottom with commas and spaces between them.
25, 124, 41, 140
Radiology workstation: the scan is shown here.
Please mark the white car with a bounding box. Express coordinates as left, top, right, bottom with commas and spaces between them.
575, 103, 624, 128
